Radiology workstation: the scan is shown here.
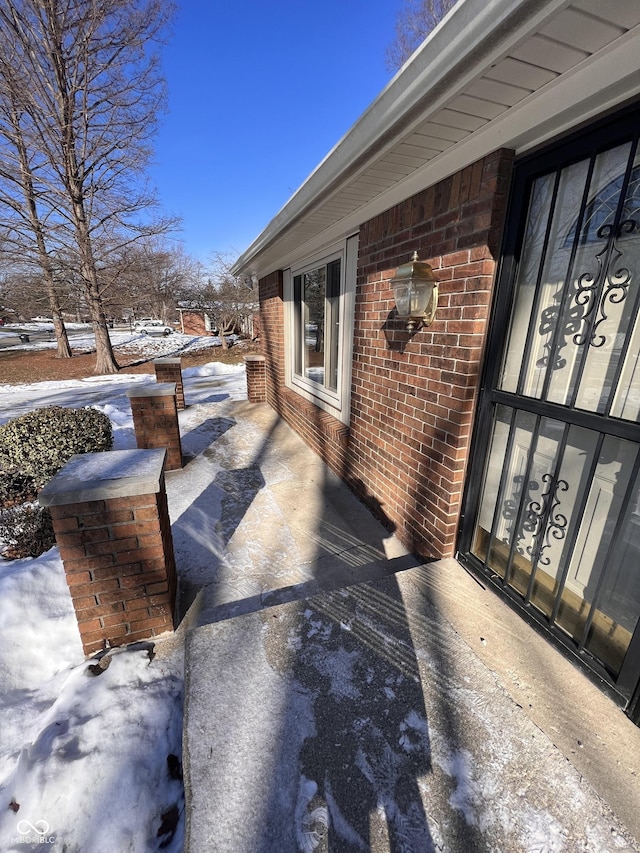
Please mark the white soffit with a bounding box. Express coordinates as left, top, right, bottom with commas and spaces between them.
232, 0, 640, 278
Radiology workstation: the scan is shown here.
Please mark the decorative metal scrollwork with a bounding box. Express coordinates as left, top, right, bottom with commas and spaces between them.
572, 218, 636, 349
529, 474, 569, 566
505, 473, 569, 566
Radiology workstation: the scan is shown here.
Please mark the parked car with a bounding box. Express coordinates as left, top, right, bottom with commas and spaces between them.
135, 319, 173, 336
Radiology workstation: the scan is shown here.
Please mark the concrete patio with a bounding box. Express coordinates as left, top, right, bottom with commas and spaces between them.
166, 398, 640, 852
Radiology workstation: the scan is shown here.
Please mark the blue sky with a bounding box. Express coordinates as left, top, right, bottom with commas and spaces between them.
150, 1, 400, 263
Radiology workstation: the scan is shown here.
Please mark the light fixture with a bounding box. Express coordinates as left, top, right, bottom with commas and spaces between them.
391, 251, 438, 331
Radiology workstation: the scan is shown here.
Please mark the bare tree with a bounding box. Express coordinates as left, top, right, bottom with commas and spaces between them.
386, 0, 459, 72
104, 239, 190, 323
0, 0, 175, 373
187, 252, 258, 349
0, 45, 72, 356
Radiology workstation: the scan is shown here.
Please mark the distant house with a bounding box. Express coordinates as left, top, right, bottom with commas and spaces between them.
176, 304, 258, 338
176, 306, 215, 336
232, 0, 640, 725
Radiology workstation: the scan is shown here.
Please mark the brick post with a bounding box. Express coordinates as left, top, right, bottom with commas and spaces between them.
127, 382, 183, 470
244, 354, 267, 402
154, 357, 185, 409
39, 448, 178, 656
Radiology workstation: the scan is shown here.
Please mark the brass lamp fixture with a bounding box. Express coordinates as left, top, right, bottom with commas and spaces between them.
391, 251, 439, 331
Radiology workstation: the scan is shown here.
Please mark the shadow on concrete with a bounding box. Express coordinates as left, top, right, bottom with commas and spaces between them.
179, 403, 488, 851
181, 417, 236, 462
172, 463, 266, 624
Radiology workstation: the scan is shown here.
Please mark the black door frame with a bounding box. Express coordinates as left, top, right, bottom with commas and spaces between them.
457, 101, 640, 720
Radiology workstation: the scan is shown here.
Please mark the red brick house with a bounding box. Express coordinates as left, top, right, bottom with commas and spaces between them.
176, 307, 214, 336
232, 0, 640, 723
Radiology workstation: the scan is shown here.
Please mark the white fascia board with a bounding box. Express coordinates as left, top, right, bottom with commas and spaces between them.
261, 27, 640, 274
231, 0, 572, 277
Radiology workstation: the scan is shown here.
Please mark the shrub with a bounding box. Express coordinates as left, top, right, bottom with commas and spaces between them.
0, 467, 38, 507
0, 504, 55, 558
0, 406, 113, 490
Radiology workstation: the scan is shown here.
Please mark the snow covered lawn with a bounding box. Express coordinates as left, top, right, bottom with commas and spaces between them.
0, 356, 248, 852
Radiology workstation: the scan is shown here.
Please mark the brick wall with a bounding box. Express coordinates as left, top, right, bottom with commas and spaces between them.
128, 384, 183, 471
259, 270, 285, 409
350, 148, 513, 557
50, 490, 177, 655
180, 311, 210, 336
255, 148, 513, 560
244, 355, 267, 402
154, 358, 186, 409
38, 449, 179, 657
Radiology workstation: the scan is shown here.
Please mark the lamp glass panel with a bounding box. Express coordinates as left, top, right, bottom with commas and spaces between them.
394, 284, 411, 316
411, 280, 432, 315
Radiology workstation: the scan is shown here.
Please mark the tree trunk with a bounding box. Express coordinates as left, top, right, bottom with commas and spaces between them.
9, 99, 72, 358
93, 317, 118, 374
50, 295, 72, 359
73, 200, 119, 373
84, 263, 119, 374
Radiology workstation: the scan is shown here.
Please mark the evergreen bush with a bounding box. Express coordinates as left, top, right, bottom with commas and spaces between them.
0, 405, 113, 490
0, 504, 55, 558
0, 467, 38, 507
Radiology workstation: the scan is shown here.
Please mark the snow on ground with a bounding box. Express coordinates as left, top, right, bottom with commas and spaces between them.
0, 333, 248, 852
0, 320, 236, 361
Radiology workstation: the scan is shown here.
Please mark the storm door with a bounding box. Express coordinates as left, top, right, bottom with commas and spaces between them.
459, 111, 640, 716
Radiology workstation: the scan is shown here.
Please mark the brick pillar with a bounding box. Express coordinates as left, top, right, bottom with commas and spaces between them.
127, 382, 183, 470
244, 354, 267, 402
154, 357, 185, 409
39, 448, 177, 656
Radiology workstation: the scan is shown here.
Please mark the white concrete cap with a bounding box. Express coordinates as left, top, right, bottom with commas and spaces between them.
126, 382, 176, 398
38, 448, 167, 506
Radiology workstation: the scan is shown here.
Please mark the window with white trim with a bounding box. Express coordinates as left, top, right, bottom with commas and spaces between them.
284, 235, 357, 424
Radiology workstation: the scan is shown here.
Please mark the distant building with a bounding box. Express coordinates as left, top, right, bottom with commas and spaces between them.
176, 307, 215, 336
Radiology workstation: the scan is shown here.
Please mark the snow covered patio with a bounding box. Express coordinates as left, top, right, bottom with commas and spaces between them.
174, 397, 640, 852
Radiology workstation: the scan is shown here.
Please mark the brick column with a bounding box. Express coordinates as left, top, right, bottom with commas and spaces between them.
244, 354, 267, 402
154, 357, 185, 409
39, 448, 177, 656
127, 382, 183, 470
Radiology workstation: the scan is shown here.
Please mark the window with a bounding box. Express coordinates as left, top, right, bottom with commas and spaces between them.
284, 236, 357, 424
293, 258, 340, 391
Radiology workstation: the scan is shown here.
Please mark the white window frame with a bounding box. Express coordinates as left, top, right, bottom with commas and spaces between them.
284, 234, 358, 425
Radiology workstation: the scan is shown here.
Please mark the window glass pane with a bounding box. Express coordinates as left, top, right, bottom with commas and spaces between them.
504, 415, 564, 598
569, 146, 639, 414
514, 160, 591, 400
545, 147, 630, 406
528, 426, 599, 617
585, 470, 640, 676
610, 300, 640, 421
471, 405, 512, 575
326, 260, 341, 392
293, 275, 302, 377
500, 174, 555, 393
556, 435, 638, 675
606, 153, 640, 421
303, 267, 326, 385
293, 259, 343, 394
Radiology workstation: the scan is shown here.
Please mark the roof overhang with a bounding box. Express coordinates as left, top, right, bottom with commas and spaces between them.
231, 0, 640, 279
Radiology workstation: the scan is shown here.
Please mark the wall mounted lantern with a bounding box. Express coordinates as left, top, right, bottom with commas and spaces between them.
391, 251, 439, 331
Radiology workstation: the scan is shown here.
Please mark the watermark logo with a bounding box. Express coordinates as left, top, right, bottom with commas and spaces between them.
11, 819, 56, 845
